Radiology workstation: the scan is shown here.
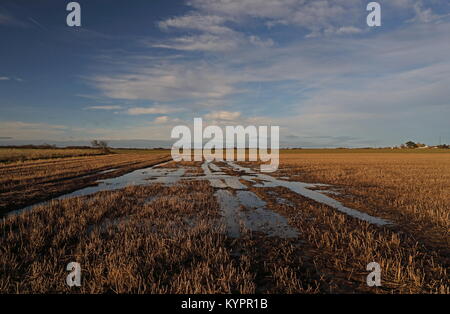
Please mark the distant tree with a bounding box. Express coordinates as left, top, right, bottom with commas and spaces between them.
42, 143, 56, 149
405, 141, 418, 149
91, 140, 111, 153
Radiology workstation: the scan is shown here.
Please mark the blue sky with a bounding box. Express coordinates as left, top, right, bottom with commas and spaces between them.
0, 0, 449, 147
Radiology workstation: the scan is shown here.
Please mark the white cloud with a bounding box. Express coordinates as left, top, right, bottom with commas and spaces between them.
188, 0, 363, 37
158, 13, 231, 34
126, 106, 182, 115
153, 34, 240, 52
153, 116, 169, 124
204, 111, 241, 121
0, 121, 68, 140
86, 105, 123, 110
0, 121, 67, 129
248, 35, 274, 48
185, 0, 446, 37
84, 1, 450, 146
334, 26, 363, 35
92, 62, 239, 102
0, 76, 24, 82
387, 0, 450, 23
155, 8, 276, 51
410, 2, 449, 23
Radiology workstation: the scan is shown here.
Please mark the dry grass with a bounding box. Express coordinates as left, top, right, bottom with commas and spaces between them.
0, 151, 448, 294
240, 152, 450, 293
0, 182, 255, 293
0, 153, 170, 215
277, 153, 449, 248
0, 148, 105, 163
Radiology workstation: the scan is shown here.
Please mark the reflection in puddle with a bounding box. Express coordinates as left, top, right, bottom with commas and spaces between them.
227, 162, 391, 227
9, 160, 391, 230
8, 161, 179, 216
319, 190, 341, 195
201, 161, 246, 189
236, 191, 266, 208
215, 189, 298, 238
99, 168, 118, 174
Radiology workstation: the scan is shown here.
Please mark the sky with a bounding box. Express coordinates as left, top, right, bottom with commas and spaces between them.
0, 0, 449, 148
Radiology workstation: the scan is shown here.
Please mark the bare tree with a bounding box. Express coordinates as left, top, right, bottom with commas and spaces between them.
91, 140, 111, 153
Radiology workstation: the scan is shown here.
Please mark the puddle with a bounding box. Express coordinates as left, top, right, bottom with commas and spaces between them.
7, 159, 391, 229
226, 162, 391, 227
319, 190, 341, 195
215, 189, 298, 238
99, 168, 118, 174
199, 161, 247, 189
208, 163, 223, 172
215, 190, 242, 238
8, 160, 245, 217
7, 160, 179, 216
236, 191, 266, 208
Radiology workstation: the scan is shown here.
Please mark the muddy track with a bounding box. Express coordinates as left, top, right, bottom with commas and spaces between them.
8, 160, 393, 237
2, 159, 448, 293
0, 156, 171, 216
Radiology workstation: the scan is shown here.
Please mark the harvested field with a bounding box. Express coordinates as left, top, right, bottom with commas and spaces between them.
0, 148, 105, 163
0, 151, 448, 293
0, 152, 170, 215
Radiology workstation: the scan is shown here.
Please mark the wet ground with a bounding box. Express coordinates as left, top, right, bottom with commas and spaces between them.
8, 160, 391, 238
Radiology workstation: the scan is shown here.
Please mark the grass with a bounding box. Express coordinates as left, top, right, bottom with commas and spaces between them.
0, 152, 170, 215
280, 148, 450, 154
241, 152, 450, 293
0, 148, 107, 163
0, 152, 448, 293
0, 182, 258, 293
112, 148, 170, 155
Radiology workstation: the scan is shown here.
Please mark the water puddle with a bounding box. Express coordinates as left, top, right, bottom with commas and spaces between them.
226, 162, 391, 227
236, 190, 267, 208
215, 189, 298, 238
99, 168, 118, 174
8, 160, 246, 216
7, 160, 391, 230
7, 161, 179, 216
200, 162, 247, 189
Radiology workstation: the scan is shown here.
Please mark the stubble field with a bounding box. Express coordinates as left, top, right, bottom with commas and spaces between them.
0, 149, 448, 293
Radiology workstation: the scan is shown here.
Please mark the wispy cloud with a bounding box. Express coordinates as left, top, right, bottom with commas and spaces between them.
204, 111, 241, 121
0, 121, 68, 140
14, 0, 444, 146
152, 116, 182, 124
186, 0, 365, 37
91, 62, 239, 102
126, 106, 183, 115
158, 13, 231, 34
153, 116, 169, 124
0, 76, 23, 82
85, 105, 123, 110
26, 17, 49, 31
152, 34, 242, 52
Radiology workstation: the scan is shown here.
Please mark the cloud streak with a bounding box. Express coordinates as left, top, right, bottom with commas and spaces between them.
125, 106, 183, 115
86, 105, 123, 110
